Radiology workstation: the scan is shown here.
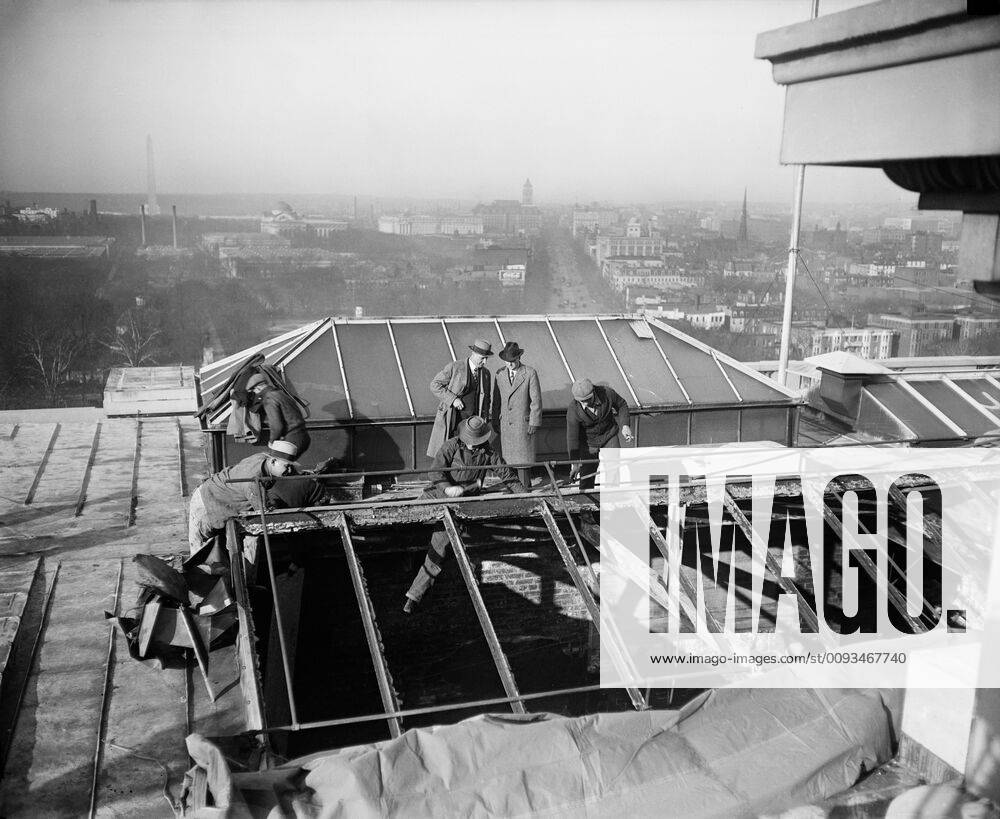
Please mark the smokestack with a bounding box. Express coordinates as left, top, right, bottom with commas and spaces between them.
172, 205, 178, 249
146, 135, 161, 216
140, 204, 147, 246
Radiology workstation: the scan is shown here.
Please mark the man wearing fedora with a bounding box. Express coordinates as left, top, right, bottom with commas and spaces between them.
566, 378, 633, 491
493, 340, 542, 490
404, 415, 525, 612
246, 372, 311, 459
427, 339, 495, 458
187, 439, 302, 555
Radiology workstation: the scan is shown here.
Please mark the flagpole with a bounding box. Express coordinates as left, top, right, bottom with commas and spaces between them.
777, 0, 820, 387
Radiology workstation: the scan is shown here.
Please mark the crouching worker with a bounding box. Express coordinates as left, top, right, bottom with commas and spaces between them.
403, 416, 525, 613
187, 440, 302, 555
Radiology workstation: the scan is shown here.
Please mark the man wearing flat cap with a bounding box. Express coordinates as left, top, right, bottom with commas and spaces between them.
187, 440, 303, 554
246, 372, 311, 459
493, 340, 542, 490
427, 338, 495, 458
404, 415, 525, 612
566, 378, 633, 491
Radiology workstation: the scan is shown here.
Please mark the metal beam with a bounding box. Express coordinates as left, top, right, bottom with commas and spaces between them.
441, 506, 526, 714
898, 379, 965, 436
649, 330, 692, 404
329, 323, 354, 420
644, 503, 722, 632
537, 503, 648, 711
825, 478, 925, 632
942, 376, 1000, 427
595, 318, 640, 407
545, 317, 575, 381
386, 320, 415, 420
440, 319, 457, 361
336, 514, 403, 738
254, 682, 608, 735
711, 351, 741, 402
256, 483, 300, 728
722, 492, 820, 633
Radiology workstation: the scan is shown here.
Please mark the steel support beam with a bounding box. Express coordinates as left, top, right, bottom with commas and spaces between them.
256, 482, 300, 728
441, 506, 526, 714
336, 514, 403, 738
538, 502, 648, 711
722, 492, 820, 633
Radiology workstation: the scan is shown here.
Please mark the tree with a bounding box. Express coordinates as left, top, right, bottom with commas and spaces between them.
102, 308, 162, 366
21, 326, 85, 405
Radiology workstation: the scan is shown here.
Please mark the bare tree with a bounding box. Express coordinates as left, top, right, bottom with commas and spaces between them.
21, 327, 85, 405
102, 309, 161, 367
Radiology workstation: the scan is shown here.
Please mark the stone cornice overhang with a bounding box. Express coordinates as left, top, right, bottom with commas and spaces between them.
755, 0, 1000, 172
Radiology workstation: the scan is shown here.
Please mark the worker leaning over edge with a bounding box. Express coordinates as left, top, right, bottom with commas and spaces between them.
187, 439, 301, 555
566, 377, 633, 491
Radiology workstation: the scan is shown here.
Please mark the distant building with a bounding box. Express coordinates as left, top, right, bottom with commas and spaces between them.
453, 247, 528, 287
956, 314, 1000, 342
219, 247, 355, 279
572, 210, 616, 237
261, 202, 349, 237
595, 234, 663, 264
723, 259, 776, 282
870, 313, 955, 357
200, 232, 292, 257
0, 235, 114, 260
811, 327, 898, 359
378, 214, 483, 236
472, 200, 540, 236
12, 206, 59, 223
522, 178, 533, 206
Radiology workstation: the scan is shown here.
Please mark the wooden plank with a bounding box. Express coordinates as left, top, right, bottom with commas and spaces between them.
225, 519, 266, 734
23, 424, 60, 505
176, 418, 188, 498
126, 416, 142, 527
74, 423, 102, 517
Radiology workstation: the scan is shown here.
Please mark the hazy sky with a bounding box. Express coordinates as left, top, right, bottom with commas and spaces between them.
0, 0, 910, 205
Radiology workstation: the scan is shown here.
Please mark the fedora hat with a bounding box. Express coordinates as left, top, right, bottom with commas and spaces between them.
457, 415, 494, 446
468, 339, 494, 357
498, 341, 524, 362
267, 439, 300, 463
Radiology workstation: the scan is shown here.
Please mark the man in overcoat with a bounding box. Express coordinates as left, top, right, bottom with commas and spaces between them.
426, 339, 494, 457
493, 341, 542, 489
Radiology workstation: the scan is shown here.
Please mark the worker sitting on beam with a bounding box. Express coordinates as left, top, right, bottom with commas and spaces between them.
404, 416, 525, 613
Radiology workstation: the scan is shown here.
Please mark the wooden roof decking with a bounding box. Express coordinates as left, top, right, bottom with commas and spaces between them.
0, 413, 240, 817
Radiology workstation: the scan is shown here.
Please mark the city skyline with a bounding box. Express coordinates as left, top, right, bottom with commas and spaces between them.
1, 0, 910, 205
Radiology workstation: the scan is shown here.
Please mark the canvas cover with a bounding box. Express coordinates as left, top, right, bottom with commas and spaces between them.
186, 687, 893, 818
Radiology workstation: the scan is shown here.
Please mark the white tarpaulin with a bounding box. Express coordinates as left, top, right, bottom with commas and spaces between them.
187, 687, 893, 818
